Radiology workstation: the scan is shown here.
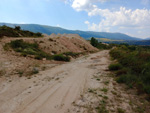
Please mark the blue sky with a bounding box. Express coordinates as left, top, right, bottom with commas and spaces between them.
0, 0, 150, 38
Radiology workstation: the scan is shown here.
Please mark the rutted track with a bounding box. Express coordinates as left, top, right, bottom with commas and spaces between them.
1, 50, 148, 113
0, 50, 108, 113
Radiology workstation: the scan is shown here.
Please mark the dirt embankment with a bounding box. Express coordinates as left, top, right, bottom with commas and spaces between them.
0, 50, 149, 113
1, 34, 98, 55
0, 34, 98, 77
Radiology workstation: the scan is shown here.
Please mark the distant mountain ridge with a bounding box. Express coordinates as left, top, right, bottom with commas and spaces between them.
0, 22, 141, 41
144, 37, 150, 40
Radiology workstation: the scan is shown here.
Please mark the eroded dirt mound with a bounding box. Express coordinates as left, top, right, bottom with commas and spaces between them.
2, 33, 98, 54
48, 33, 98, 54
0, 34, 98, 77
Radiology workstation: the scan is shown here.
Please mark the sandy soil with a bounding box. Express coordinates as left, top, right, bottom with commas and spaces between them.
0, 35, 98, 77
0, 50, 149, 113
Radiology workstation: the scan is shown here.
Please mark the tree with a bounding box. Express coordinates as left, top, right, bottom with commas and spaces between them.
36, 32, 42, 37
15, 26, 21, 30
90, 37, 98, 47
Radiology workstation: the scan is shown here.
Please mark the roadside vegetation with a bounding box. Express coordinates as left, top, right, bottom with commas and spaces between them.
109, 44, 150, 95
90, 37, 150, 96
63, 52, 80, 58
0, 25, 42, 38
90, 37, 115, 50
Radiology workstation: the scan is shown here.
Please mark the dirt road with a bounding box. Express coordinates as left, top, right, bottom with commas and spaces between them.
0, 50, 149, 113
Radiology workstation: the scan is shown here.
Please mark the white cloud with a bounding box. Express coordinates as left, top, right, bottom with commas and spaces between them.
63, 0, 150, 38
88, 7, 150, 29
84, 20, 90, 24
87, 22, 110, 32
69, 0, 150, 31
71, 0, 108, 11
72, 0, 93, 11
83, 7, 150, 33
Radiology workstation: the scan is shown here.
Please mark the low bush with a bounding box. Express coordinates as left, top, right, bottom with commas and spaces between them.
52, 54, 70, 62
117, 108, 125, 113
115, 68, 128, 76
96, 42, 113, 49
0, 69, 6, 77
109, 63, 122, 71
31, 67, 39, 75
6, 40, 70, 62
109, 48, 124, 59
8, 39, 51, 59
97, 100, 109, 113
90, 37, 114, 50
109, 45, 150, 94
63, 52, 80, 58
116, 74, 137, 87
34, 55, 43, 60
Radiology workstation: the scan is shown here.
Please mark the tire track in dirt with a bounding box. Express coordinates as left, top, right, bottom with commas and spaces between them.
33, 66, 92, 113
0, 51, 107, 113
15, 83, 62, 113
1, 50, 148, 113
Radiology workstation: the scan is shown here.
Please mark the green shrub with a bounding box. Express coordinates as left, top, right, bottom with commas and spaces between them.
9, 39, 38, 49
98, 106, 109, 113
90, 37, 99, 47
6, 39, 52, 60
6, 39, 71, 62
31, 67, 39, 75
116, 75, 127, 83
3, 43, 10, 51
144, 85, 150, 94
128, 45, 137, 51
15, 26, 21, 30
110, 45, 150, 94
63, 52, 80, 58
117, 108, 125, 113
110, 48, 123, 59
97, 100, 109, 113
115, 68, 128, 76
109, 63, 122, 71
101, 88, 108, 93
0, 25, 42, 38
34, 55, 43, 60
90, 37, 113, 49
52, 54, 70, 62
116, 74, 137, 87
0, 69, 6, 76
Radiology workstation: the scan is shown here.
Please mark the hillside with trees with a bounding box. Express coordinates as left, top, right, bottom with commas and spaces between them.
0, 23, 140, 41
0, 25, 42, 38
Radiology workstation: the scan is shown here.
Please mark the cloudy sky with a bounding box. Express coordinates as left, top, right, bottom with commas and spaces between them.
0, 0, 150, 38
